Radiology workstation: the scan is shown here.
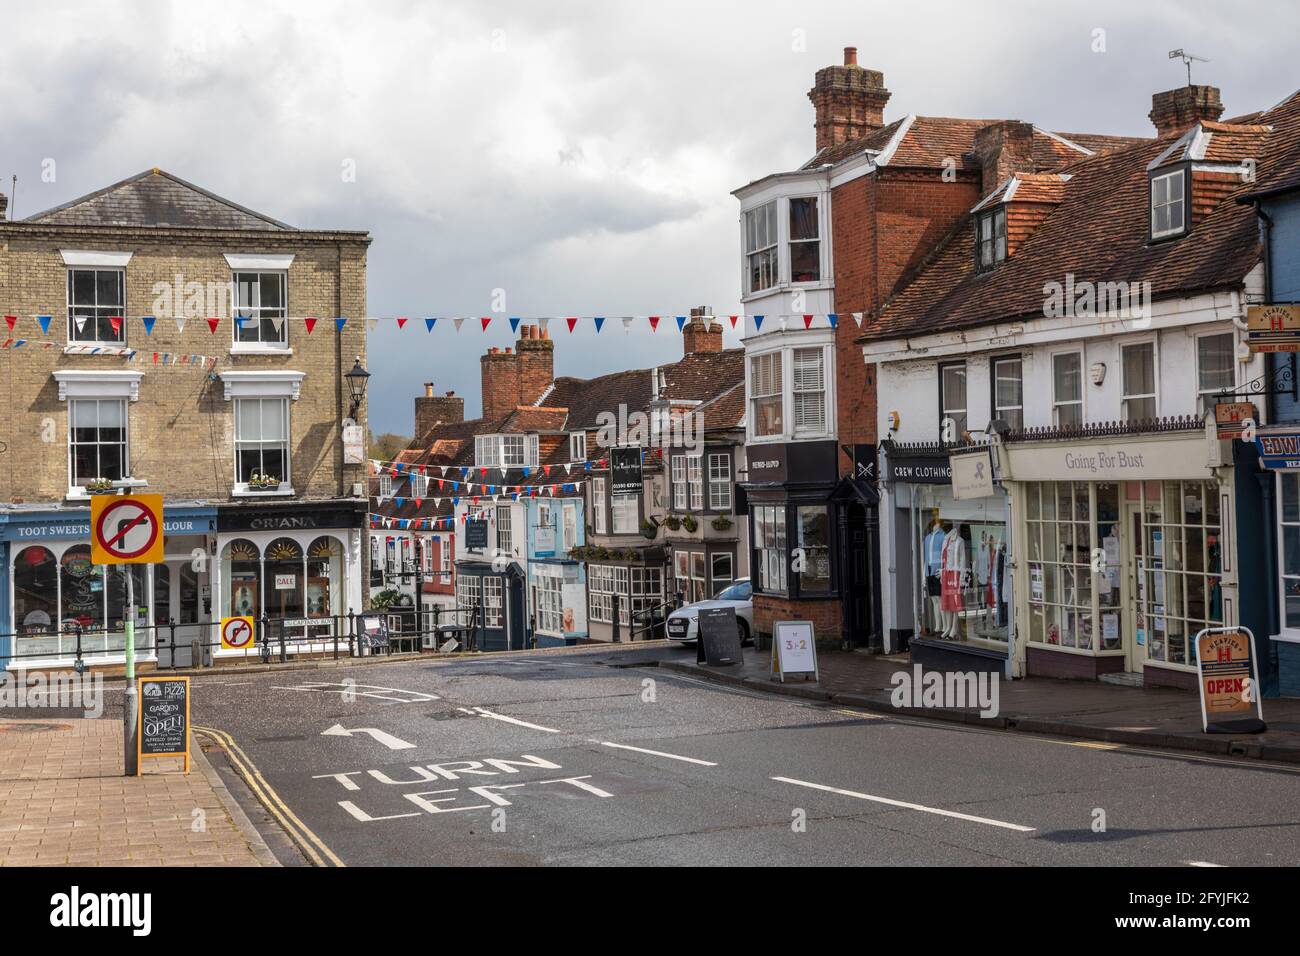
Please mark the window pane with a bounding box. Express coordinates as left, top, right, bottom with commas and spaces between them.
789, 198, 818, 240
1053, 352, 1081, 403
1197, 333, 1235, 392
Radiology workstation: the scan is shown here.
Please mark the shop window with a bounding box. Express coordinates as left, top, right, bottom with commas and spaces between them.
264, 537, 305, 622
753, 504, 788, 594
178, 562, 201, 625
744, 200, 778, 293
992, 356, 1023, 431
749, 352, 783, 438
1139, 480, 1222, 665
689, 551, 707, 603
789, 197, 820, 282
1196, 332, 1236, 404
588, 564, 615, 623
711, 552, 734, 595
939, 362, 968, 440
483, 577, 503, 627
154, 565, 171, 626
1025, 481, 1095, 650
628, 566, 663, 625
537, 572, 564, 633
1052, 352, 1083, 428
307, 537, 342, 619
224, 538, 261, 619
68, 267, 125, 344
232, 271, 288, 348
457, 574, 481, 622
1280, 473, 1300, 631
70, 398, 128, 488
1121, 342, 1157, 422
796, 506, 832, 591
915, 501, 1010, 644
13, 546, 58, 636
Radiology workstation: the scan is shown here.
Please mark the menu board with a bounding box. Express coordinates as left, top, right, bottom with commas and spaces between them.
137, 676, 190, 772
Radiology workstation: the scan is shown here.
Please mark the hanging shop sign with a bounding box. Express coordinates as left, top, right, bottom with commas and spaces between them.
884, 452, 951, 484
464, 519, 489, 551
610, 447, 643, 496
770, 620, 819, 683
137, 676, 190, 774
1245, 304, 1300, 353
342, 422, 366, 465
1214, 402, 1257, 440
949, 449, 995, 500
1254, 426, 1300, 469
1194, 626, 1266, 734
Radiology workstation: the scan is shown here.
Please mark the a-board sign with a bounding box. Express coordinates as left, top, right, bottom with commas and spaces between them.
696, 606, 742, 666
771, 620, 819, 683
137, 676, 190, 774
220, 615, 255, 650
91, 493, 165, 565
1195, 626, 1266, 734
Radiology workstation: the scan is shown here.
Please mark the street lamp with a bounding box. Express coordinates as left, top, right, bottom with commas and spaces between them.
345, 356, 371, 419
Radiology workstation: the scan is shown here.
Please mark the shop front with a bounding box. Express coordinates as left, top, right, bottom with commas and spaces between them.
215, 499, 366, 654
994, 421, 1234, 689
878, 441, 1011, 675
0, 504, 217, 667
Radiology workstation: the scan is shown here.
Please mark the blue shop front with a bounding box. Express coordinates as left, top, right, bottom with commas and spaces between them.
0, 502, 217, 668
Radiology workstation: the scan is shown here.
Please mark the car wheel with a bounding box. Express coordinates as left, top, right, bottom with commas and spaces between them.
737, 618, 751, 647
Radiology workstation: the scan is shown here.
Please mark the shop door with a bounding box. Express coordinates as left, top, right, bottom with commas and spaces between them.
157, 560, 209, 668
847, 503, 874, 647
1121, 502, 1144, 674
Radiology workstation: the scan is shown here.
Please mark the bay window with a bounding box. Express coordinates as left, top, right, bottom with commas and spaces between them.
744, 201, 778, 293
753, 504, 788, 594
750, 352, 783, 438
789, 197, 820, 282
792, 348, 826, 434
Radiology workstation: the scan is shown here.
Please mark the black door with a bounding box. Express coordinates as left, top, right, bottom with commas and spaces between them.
847, 502, 875, 648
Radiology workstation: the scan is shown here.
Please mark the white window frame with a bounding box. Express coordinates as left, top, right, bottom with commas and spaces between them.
991, 355, 1024, 431
230, 270, 289, 351
562, 502, 578, 551
592, 477, 607, 534
53, 370, 143, 497
569, 432, 586, 463
743, 200, 778, 294
787, 195, 821, 285
66, 266, 128, 346
1195, 329, 1237, 405
474, 433, 540, 469
496, 505, 513, 556
457, 574, 481, 620
1051, 348, 1085, 428
792, 347, 827, 435
378, 474, 393, 499
1120, 338, 1159, 422
68, 398, 130, 491
708, 453, 732, 510
612, 493, 639, 534
233, 397, 292, 495
749, 351, 784, 439
686, 455, 704, 511
940, 361, 968, 439
1151, 168, 1187, 240
711, 552, 734, 593
482, 576, 503, 627
536, 570, 564, 634
1277, 472, 1300, 640
671, 455, 688, 510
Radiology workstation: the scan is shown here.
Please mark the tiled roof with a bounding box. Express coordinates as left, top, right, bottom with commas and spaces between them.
698, 380, 746, 433
865, 94, 1300, 343
24, 169, 293, 230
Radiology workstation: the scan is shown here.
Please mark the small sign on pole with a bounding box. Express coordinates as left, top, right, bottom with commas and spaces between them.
220, 615, 255, 650
771, 620, 818, 683
137, 675, 190, 774
1194, 626, 1266, 734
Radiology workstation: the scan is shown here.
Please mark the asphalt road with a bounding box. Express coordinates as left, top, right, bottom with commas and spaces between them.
142, 646, 1300, 866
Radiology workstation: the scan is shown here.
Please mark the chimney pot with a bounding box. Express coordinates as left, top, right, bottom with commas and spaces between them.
808, 46, 890, 151
424, 382, 434, 398
844, 46, 857, 66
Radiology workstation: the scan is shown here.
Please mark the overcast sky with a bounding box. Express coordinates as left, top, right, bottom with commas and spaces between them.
4, 0, 1297, 434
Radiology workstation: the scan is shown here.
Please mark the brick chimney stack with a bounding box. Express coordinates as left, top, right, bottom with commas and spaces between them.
1149, 85, 1224, 136
973, 121, 1037, 197
415, 382, 464, 439
808, 46, 891, 151
480, 323, 555, 421
0, 192, 7, 219
682, 306, 722, 355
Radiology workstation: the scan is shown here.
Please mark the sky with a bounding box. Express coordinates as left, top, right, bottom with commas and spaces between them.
4, 0, 1297, 435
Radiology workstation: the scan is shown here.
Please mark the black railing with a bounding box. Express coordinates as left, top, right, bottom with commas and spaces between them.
1003, 415, 1204, 443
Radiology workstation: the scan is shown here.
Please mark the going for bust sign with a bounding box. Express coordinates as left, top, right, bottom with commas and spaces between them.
1194, 627, 1266, 734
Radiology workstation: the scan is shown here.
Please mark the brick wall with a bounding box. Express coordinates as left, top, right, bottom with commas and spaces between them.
480, 324, 553, 420
0, 227, 369, 504
753, 593, 842, 647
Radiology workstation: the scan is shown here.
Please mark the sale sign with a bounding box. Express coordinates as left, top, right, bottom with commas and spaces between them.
1194, 627, 1266, 734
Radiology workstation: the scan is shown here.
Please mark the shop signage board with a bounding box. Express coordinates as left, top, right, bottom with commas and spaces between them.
1214, 402, 1257, 440
1194, 626, 1266, 734
610, 447, 643, 496
342, 422, 366, 465
771, 620, 818, 683
137, 676, 190, 774
534, 527, 555, 557
696, 606, 742, 666
949, 449, 995, 500
465, 519, 489, 551
1245, 304, 1300, 353
219, 615, 255, 650
1254, 426, 1300, 469
90, 493, 165, 565
1001, 436, 1214, 482
884, 451, 951, 484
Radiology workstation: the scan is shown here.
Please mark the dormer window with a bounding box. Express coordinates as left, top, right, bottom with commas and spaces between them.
475, 433, 539, 469
975, 207, 1006, 273
1150, 168, 1187, 240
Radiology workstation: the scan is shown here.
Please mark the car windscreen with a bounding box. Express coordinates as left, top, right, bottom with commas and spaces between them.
714, 582, 751, 601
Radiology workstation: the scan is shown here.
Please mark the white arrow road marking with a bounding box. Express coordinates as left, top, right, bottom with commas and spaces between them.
772, 776, 1036, 832
599, 740, 718, 766
468, 707, 561, 733
321, 724, 416, 751
1185, 860, 1225, 867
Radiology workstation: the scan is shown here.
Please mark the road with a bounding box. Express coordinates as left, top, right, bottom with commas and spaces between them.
146, 645, 1300, 866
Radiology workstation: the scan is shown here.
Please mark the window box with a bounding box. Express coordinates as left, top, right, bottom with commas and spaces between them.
681, 514, 699, 533
711, 514, 734, 532
639, 519, 658, 540
663, 514, 682, 531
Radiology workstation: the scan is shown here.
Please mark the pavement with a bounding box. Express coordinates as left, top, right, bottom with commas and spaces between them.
660, 645, 1300, 763
88, 644, 1300, 867
0, 717, 276, 867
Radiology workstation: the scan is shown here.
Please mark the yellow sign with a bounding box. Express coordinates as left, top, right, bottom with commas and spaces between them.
220, 616, 256, 650
90, 493, 165, 565
1195, 627, 1266, 734
1246, 304, 1300, 353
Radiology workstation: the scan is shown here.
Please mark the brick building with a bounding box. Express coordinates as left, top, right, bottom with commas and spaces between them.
0, 169, 370, 667
735, 47, 1142, 649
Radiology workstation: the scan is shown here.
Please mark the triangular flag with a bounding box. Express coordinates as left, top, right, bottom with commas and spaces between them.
454, 318, 466, 333
828, 313, 839, 329
509, 317, 520, 333
335, 317, 348, 332
803, 314, 814, 329
3, 315, 15, 331
480, 316, 491, 331
729, 315, 738, 328
304, 317, 318, 334
753, 315, 765, 331
425, 317, 437, 332
539, 317, 550, 335
675, 315, 687, 332
110, 316, 123, 335
622, 316, 634, 333
175, 316, 187, 334
74, 315, 88, 333
141, 316, 155, 336
566, 317, 577, 333
594, 316, 605, 333
396, 317, 407, 329
206, 317, 220, 334
852, 312, 864, 327
366, 317, 380, 333
648, 316, 660, 332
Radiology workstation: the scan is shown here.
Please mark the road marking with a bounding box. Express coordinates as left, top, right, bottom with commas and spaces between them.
831, 708, 887, 720
1185, 860, 1225, 867
195, 725, 345, 867
771, 776, 1036, 833
470, 707, 561, 733
321, 723, 416, 751
599, 741, 718, 766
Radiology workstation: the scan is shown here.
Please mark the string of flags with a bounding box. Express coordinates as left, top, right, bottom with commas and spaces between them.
369, 455, 620, 482
3, 312, 867, 338
369, 506, 502, 531
373, 476, 588, 506
0, 338, 218, 366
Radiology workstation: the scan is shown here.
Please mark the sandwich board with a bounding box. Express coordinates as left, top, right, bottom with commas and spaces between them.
771, 620, 818, 683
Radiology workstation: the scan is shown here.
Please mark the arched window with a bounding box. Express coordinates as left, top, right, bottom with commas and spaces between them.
307, 536, 343, 619
264, 537, 305, 621
13, 546, 57, 635
60, 546, 104, 633
223, 538, 261, 619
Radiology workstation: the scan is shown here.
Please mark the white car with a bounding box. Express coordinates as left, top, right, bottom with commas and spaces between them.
665, 579, 753, 645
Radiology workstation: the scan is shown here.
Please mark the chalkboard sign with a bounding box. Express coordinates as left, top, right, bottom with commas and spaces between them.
696, 606, 743, 666
137, 676, 190, 774
465, 519, 489, 551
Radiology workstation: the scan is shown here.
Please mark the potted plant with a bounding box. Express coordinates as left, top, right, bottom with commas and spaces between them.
639, 518, 658, 539
248, 472, 282, 492
621, 548, 639, 561
711, 514, 734, 531
682, 514, 698, 533
663, 514, 682, 531
84, 478, 115, 496
593, 546, 610, 560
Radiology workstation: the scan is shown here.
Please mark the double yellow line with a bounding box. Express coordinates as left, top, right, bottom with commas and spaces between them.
195, 725, 345, 867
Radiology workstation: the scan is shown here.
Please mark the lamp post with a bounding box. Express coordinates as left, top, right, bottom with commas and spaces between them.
345, 355, 370, 420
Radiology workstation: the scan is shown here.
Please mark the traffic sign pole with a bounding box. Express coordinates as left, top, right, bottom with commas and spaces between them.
123, 568, 138, 776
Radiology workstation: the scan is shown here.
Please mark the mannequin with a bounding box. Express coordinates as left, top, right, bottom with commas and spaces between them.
923, 519, 946, 634
939, 523, 969, 639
